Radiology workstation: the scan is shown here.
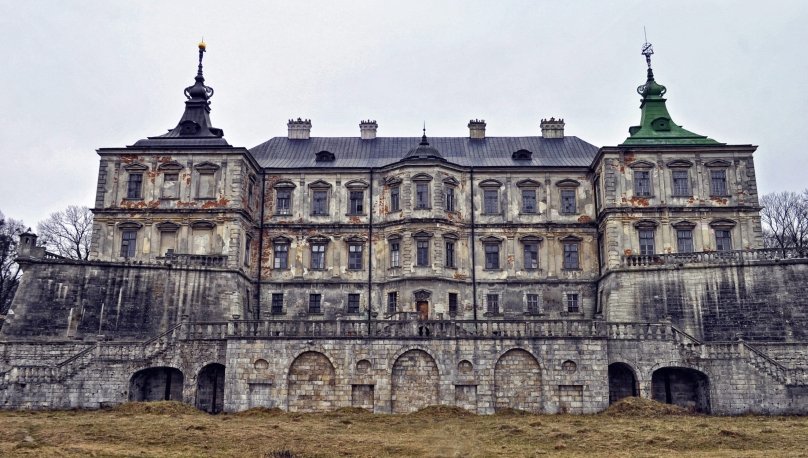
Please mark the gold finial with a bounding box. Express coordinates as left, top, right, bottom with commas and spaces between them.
198, 38, 206, 51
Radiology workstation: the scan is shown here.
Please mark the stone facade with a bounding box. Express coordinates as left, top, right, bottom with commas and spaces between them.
1, 44, 807, 415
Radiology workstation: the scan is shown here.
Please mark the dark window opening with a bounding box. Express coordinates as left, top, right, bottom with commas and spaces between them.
524, 242, 539, 269
445, 241, 455, 268
390, 186, 400, 212
347, 293, 360, 314
561, 189, 576, 214
522, 189, 537, 213
416, 240, 429, 266
127, 173, 143, 199
634, 170, 651, 196
445, 187, 455, 212
348, 243, 363, 270
311, 243, 326, 270
484, 243, 500, 269
120, 230, 137, 258
486, 294, 499, 314
312, 190, 329, 215
273, 243, 289, 269
276, 190, 291, 215
566, 293, 580, 313
271, 293, 284, 315
309, 293, 322, 314
715, 229, 732, 251
349, 190, 364, 214
448, 293, 458, 316
639, 229, 655, 256
563, 242, 579, 270
387, 292, 398, 314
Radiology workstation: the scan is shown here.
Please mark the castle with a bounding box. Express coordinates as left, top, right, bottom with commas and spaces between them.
1, 41, 807, 414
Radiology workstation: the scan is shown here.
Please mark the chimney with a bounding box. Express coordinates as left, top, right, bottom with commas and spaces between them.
468, 119, 486, 139
540, 117, 565, 138
360, 120, 378, 140
287, 118, 312, 140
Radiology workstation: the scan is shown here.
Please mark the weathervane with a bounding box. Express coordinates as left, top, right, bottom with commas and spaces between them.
641, 27, 654, 69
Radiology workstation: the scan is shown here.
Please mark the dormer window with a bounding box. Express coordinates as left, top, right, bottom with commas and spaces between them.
512, 149, 532, 160
316, 150, 335, 162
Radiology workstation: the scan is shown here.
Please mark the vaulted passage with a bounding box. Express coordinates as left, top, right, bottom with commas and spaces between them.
608, 362, 637, 404
196, 363, 225, 414
287, 352, 337, 412
391, 350, 439, 413
494, 349, 542, 413
129, 367, 184, 402
651, 367, 711, 413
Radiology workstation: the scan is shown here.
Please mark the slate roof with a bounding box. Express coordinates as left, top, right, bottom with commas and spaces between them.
250, 136, 599, 169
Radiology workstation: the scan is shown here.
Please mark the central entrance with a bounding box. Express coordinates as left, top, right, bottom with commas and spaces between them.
416, 301, 429, 320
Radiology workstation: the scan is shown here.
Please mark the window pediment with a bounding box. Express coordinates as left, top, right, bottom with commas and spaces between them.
308, 179, 332, 190
628, 160, 655, 169
307, 235, 330, 244
412, 173, 433, 182
443, 176, 459, 186
345, 179, 369, 190
442, 232, 459, 240
709, 219, 736, 229
512, 149, 533, 160
157, 161, 183, 171
384, 176, 402, 186
516, 179, 541, 188
705, 159, 731, 168
345, 236, 367, 244
560, 235, 582, 242
156, 221, 180, 232
194, 161, 220, 172
555, 179, 580, 188
190, 220, 216, 230
479, 179, 502, 189
519, 235, 543, 243
666, 159, 694, 168
118, 221, 143, 230
412, 230, 433, 239
272, 235, 292, 244
672, 220, 697, 229
273, 179, 296, 189
633, 219, 658, 229
387, 233, 402, 241
123, 162, 148, 172
316, 150, 335, 162
480, 235, 503, 243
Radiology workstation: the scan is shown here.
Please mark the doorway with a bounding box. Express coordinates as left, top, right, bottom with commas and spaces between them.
416, 301, 429, 320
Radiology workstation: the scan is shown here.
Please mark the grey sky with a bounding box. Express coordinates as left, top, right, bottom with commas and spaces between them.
1, 0, 807, 227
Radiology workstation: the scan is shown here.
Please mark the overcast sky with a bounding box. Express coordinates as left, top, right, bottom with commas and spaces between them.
1, 0, 807, 226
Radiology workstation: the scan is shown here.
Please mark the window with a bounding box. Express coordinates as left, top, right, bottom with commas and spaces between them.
561, 189, 577, 214
634, 170, 651, 196
677, 229, 694, 253
276, 189, 291, 215
273, 241, 289, 269
390, 186, 400, 212
526, 294, 540, 315
244, 235, 252, 267
161, 173, 178, 199
416, 240, 429, 267
271, 293, 283, 315
710, 169, 728, 196
415, 183, 430, 209
390, 240, 400, 268
522, 189, 537, 213
349, 190, 364, 214
248, 177, 255, 206
524, 242, 539, 270
348, 243, 363, 270
312, 190, 329, 215
484, 243, 500, 269
638, 229, 655, 256
120, 230, 137, 257
445, 240, 455, 268
448, 293, 458, 316
483, 189, 499, 214
127, 173, 143, 199
309, 294, 322, 314
563, 240, 579, 270
347, 293, 360, 314
310, 243, 326, 270
198, 172, 215, 198
486, 294, 499, 314
387, 292, 398, 314
445, 187, 455, 212
672, 170, 690, 196
715, 229, 732, 251
566, 293, 580, 313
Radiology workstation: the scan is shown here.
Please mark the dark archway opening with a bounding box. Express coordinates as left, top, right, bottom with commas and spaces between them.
196, 363, 225, 414
129, 367, 184, 402
608, 362, 637, 404
651, 367, 711, 413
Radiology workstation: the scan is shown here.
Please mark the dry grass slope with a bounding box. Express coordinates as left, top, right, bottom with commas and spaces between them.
1, 400, 807, 457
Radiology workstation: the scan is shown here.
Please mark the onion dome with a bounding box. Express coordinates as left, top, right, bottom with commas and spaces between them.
403, 128, 445, 161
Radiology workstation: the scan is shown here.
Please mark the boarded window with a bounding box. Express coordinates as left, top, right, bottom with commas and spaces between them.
198, 173, 215, 198
162, 173, 179, 199
159, 230, 177, 257
192, 228, 212, 255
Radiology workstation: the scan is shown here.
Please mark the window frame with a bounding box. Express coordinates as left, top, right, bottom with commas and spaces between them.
673, 221, 697, 253
556, 179, 580, 215
387, 291, 398, 314
310, 240, 327, 270
448, 292, 459, 316
273, 238, 290, 270
308, 293, 322, 314
565, 292, 580, 313
523, 241, 539, 270
482, 236, 502, 270
390, 185, 400, 212
486, 293, 500, 315
389, 236, 401, 268
271, 293, 284, 315
561, 236, 581, 270
347, 293, 361, 314
308, 180, 332, 216
345, 180, 369, 215
709, 169, 729, 197
347, 241, 364, 270
526, 293, 541, 315
120, 229, 138, 258
126, 173, 144, 199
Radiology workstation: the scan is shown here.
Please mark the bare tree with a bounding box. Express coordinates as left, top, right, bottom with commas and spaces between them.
760, 190, 808, 252
36, 205, 93, 260
1, 210, 26, 314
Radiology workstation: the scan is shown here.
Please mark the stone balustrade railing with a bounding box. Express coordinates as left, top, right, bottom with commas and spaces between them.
156, 252, 228, 268
620, 247, 808, 269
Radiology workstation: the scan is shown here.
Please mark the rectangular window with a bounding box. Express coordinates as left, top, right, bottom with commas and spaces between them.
483, 190, 499, 214
312, 190, 329, 215
120, 230, 137, 257
390, 241, 400, 268
308, 293, 322, 314
715, 229, 732, 251
276, 190, 291, 215
526, 294, 540, 315
445, 241, 455, 268
273, 243, 289, 269
634, 170, 651, 196
561, 189, 577, 214
390, 186, 400, 212
348, 243, 363, 270
486, 294, 499, 314
127, 173, 143, 199
672, 170, 690, 196
310, 243, 326, 270
566, 293, 580, 313
638, 229, 655, 256
416, 240, 429, 267
524, 242, 539, 270
677, 229, 694, 253
248, 178, 255, 206
521, 189, 537, 213
448, 293, 458, 316
484, 243, 500, 269
347, 293, 360, 314
161, 173, 178, 199
445, 187, 455, 212
271, 293, 284, 315
710, 169, 728, 196
198, 172, 215, 198
563, 242, 579, 270
349, 190, 364, 214
244, 235, 252, 267
387, 292, 398, 314
415, 183, 430, 209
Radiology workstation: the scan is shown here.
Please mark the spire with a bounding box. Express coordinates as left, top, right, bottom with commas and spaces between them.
404, 124, 444, 161
420, 123, 429, 146
131, 41, 229, 148
622, 40, 720, 146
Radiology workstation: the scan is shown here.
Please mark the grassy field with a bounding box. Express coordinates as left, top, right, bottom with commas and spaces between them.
1, 399, 807, 457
